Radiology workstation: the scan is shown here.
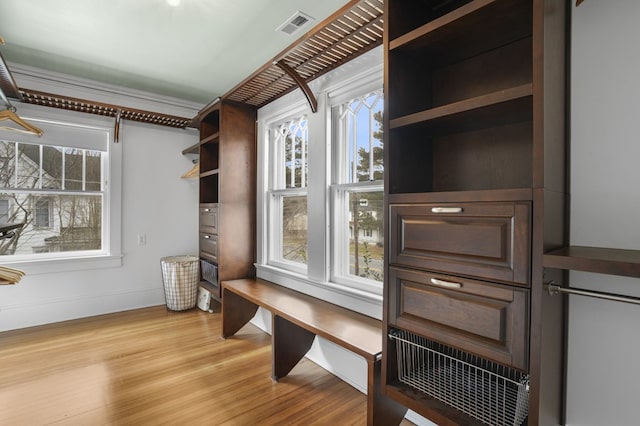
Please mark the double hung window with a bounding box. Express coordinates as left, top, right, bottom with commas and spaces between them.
0, 110, 112, 260
331, 89, 384, 290
267, 115, 309, 271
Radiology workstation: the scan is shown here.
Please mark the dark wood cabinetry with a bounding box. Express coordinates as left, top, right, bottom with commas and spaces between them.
382, 0, 568, 424
195, 100, 256, 300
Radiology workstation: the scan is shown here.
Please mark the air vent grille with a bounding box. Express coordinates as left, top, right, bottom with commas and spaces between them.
277, 11, 313, 35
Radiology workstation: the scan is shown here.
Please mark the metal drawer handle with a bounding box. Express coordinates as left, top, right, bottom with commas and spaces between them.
203, 235, 210, 239
430, 278, 462, 289
203, 208, 211, 212
431, 207, 463, 214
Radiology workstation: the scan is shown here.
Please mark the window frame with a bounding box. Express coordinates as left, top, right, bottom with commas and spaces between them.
329, 88, 384, 292
265, 106, 310, 275
0, 103, 122, 273
256, 48, 383, 317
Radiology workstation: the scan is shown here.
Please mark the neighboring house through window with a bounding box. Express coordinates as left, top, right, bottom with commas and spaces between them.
0, 199, 8, 222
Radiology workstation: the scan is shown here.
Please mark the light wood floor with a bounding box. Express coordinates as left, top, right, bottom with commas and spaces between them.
0, 303, 413, 425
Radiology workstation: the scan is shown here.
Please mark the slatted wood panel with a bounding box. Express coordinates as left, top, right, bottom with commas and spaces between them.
0, 305, 376, 425
19, 89, 192, 128
224, 0, 384, 108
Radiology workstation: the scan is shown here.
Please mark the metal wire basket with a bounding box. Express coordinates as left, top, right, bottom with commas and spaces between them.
200, 259, 218, 287
389, 329, 529, 426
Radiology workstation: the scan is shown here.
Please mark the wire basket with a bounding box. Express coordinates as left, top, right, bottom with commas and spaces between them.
160, 256, 199, 311
200, 259, 218, 287
389, 329, 529, 426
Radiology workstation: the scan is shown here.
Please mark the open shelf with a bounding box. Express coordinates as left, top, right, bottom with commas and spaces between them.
390, 84, 532, 132
389, 0, 532, 63
181, 143, 199, 156
200, 132, 219, 145
544, 246, 640, 279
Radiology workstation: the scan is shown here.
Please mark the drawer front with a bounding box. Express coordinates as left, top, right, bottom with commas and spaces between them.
200, 204, 218, 234
389, 267, 529, 370
389, 201, 530, 285
199, 233, 218, 262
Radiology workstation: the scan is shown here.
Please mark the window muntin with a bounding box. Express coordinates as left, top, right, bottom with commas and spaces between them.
268, 115, 309, 268
0, 138, 106, 257
332, 90, 384, 287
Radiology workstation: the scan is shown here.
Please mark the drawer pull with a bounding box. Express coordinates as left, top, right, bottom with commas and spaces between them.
203, 208, 211, 212
431, 207, 463, 214
203, 235, 210, 239
430, 278, 462, 289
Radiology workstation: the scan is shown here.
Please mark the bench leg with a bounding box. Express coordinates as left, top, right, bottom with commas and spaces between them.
367, 359, 408, 426
272, 314, 315, 381
221, 288, 259, 338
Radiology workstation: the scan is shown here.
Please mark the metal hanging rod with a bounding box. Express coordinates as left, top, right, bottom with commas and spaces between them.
547, 283, 640, 306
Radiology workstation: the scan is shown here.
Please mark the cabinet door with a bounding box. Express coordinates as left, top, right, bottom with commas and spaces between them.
199, 204, 218, 234
389, 201, 530, 285
389, 267, 529, 370
199, 233, 218, 263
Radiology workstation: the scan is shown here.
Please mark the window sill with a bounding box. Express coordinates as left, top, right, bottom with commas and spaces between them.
1, 254, 123, 276
256, 264, 383, 320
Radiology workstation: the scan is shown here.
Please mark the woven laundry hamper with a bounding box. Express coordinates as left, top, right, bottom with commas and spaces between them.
160, 255, 199, 311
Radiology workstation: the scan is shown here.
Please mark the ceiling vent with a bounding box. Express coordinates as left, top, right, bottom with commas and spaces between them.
276, 11, 314, 35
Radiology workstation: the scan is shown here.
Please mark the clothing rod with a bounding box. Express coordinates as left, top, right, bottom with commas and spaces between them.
547, 283, 640, 306
0, 86, 15, 111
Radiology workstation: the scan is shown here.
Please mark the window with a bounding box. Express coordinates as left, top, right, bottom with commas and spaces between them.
257, 49, 383, 313
331, 90, 384, 289
0, 199, 8, 222
268, 115, 309, 269
34, 198, 51, 228
0, 106, 115, 263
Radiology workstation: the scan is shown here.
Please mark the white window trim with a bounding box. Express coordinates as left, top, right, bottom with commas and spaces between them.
256, 46, 383, 318
0, 103, 123, 274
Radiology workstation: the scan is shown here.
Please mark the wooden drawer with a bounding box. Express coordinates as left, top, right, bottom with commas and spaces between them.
389, 201, 530, 285
199, 232, 218, 262
389, 267, 529, 370
199, 203, 218, 234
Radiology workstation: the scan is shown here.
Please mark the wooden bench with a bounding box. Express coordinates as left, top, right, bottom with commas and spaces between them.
221, 278, 407, 426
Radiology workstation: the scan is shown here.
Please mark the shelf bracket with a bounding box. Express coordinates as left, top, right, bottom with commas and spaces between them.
275, 60, 318, 113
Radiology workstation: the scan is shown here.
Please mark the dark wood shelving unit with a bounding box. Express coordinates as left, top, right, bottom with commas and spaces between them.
181, 143, 199, 156
544, 246, 640, 278
193, 100, 256, 300
383, 0, 568, 424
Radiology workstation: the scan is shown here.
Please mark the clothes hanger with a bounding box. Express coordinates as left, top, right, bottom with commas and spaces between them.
0, 107, 44, 136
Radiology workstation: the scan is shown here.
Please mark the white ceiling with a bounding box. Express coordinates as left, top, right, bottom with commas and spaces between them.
0, 0, 351, 105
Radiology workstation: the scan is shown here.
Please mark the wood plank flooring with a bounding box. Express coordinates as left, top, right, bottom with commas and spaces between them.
0, 304, 411, 425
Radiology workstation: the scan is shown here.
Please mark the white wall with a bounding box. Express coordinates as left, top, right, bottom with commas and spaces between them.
567, 2, 640, 425
0, 73, 200, 332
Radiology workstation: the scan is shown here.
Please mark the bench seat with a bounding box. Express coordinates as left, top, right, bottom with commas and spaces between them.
221, 278, 406, 426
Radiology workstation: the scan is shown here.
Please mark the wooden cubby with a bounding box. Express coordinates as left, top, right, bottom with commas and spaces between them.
382, 0, 569, 425
194, 100, 256, 300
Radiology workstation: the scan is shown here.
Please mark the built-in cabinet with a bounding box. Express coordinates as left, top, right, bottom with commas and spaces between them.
194, 100, 256, 300
382, 1, 568, 425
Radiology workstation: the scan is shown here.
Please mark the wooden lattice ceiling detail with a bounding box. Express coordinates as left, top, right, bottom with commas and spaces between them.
19, 89, 192, 128
223, 0, 384, 109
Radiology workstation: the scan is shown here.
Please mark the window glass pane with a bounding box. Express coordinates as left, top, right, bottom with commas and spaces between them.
282, 195, 307, 264
0, 141, 15, 185
85, 150, 102, 191
0, 193, 102, 256
339, 91, 384, 183
64, 148, 84, 190
42, 146, 63, 190
348, 190, 383, 281
16, 143, 40, 189
275, 117, 308, 189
